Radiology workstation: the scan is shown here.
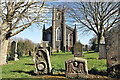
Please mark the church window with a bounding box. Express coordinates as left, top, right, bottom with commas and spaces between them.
48, 33, 51, 42
68, 34, 72, 46
58, 13, 60, 19
56, 27, 61, 40
69, 34, 72, 41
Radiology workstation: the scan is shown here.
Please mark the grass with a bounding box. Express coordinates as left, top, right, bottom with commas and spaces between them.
2, 51, 107, 78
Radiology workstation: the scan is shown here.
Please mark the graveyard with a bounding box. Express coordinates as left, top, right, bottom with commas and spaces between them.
2, 51, 107, 79
0, 1, 119, 80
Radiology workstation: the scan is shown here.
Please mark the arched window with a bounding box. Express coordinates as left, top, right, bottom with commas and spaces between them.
56, 27, 61, 40
69, 34, 71, 41
58, 13, 60, 19
68, 34, 72, 46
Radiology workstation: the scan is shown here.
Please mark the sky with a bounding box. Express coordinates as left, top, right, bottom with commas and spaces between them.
13, 2, 96, 45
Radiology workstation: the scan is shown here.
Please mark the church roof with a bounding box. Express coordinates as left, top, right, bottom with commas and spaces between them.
66, 25, 74, 31
44, 25, 74, 32
44, 26, 52, 32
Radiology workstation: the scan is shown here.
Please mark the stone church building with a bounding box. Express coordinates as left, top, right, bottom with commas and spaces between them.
42, 5, 77, 52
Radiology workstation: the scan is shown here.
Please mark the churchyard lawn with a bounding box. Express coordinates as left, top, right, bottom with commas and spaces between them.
2, 51, 107, 78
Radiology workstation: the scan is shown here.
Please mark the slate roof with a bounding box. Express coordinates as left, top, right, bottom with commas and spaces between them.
44, 25, 74, 32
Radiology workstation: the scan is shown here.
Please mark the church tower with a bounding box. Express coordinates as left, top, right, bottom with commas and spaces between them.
42, 5, 76, 53
62, 5, 66, 52
52, 5, 56, 51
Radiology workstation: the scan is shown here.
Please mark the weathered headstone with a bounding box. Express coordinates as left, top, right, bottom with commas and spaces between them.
99, 34, 106, 59
56, 46, 59, 53
105, 25, 120, 77
99, 44, 106, 59
65, 57, 88, 78
46, 43, 48, 47
39, 40, 52, 55
11, 41, 18, 60
94, 37, 99, 52
34, 49, 52, 74
14, 54, 19, 61
29, 50, 31, 56
40, 40, 43, 47
74, 42, 83, 57
66, 45, 68, 52
86, 45, 88, 51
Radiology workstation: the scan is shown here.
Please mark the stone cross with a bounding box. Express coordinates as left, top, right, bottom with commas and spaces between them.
34, 49, 52, 74
65, 57, 88, 78
74, 42, 83, 57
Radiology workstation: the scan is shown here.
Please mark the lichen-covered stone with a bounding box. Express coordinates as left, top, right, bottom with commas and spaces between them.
105, 24, 120, 77
65, 57, 88, 78
34, 49, 52, 74
74, 42, 83, 57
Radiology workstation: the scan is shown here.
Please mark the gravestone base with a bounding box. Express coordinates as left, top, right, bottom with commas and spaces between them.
74, 52, 83, 57
66, 73, 88, 78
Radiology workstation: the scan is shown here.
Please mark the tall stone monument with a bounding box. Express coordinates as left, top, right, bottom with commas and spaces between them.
105, 24, 120, 77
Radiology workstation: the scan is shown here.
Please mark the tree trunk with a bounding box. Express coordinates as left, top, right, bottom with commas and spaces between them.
97, 34, 101, 52
0, 29, 9, 65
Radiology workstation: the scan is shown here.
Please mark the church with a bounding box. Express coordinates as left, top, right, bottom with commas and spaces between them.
42, 5, 77, 52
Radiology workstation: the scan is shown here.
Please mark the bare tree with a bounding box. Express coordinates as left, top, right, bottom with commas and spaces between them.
66, 2, 119, 51
0, 0, 46, 65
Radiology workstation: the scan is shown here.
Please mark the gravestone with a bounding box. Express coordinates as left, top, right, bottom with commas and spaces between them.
66, 45, 68, 52
105, 25, 120, 77
99, 34, 106, 59
29, 50, 31, 56
34, 49, 52, 74
94, 37, 99, 52
14, 54, 19, 61
99, 44, 106, 59
39, 40, 52, 56
65, 57, 88, 78
56, 46, 59, 53
84, 45, 88, 52
74, 42, 83, 57
11, 41, 18, 60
